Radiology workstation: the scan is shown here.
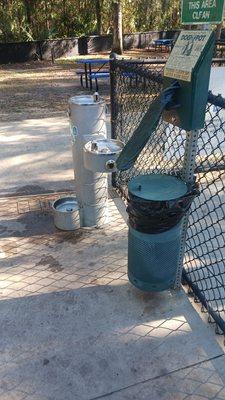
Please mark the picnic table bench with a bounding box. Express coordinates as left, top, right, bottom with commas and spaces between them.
77, 59, 109, 91
76, 59, 142, 91
153, 39, 174, 52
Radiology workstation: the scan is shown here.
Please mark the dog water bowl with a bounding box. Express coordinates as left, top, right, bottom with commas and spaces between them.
52, 197, 80, 231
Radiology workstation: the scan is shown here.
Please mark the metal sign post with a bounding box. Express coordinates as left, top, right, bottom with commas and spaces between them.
163, 29, 215, 289
174, 4, 223, 286
174, 130, 199, 288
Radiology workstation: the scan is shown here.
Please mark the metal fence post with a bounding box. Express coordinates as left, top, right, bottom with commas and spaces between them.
110, 54, 118, 187
110, 55, 117, 141
174, 129, 199, 289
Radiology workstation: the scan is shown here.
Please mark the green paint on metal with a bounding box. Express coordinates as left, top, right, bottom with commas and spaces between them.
127, 174, 188, 292
116, 81, 180, 171
163, 30, 215, 130
181, 0, 225, 24
128, 174, 187, 201
128, 223, 182, 292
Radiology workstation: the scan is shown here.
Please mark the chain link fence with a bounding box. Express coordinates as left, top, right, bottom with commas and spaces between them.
110, 57, 225, 336
216, 41, 225, 58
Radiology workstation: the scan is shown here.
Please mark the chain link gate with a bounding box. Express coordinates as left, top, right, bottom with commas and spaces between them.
110, 57, 225, 336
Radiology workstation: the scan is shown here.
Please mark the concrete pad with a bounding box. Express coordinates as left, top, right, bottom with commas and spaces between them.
0, 285, 224, 400
0, 197, 224, 400
102, 357, 225, 399
0, 115, 111, 197
0, 117, 74, 196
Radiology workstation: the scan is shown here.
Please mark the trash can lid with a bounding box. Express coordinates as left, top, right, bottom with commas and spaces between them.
128, 174, 188, 201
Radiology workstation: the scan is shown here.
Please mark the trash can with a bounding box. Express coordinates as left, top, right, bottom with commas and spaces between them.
127, 173, 198, 292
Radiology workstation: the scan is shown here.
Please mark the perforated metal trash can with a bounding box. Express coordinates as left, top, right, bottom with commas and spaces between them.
128, 222, 182, 291
127, 174, 194, 292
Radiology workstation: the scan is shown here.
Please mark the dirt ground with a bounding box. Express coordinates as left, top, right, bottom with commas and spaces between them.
0, 61, 84, 122
0, 48, 168, 122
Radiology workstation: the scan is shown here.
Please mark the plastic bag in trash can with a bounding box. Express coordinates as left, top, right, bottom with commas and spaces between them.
127, 178, 199, 234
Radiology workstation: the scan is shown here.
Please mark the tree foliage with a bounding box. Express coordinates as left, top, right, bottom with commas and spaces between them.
0, 0, 181, 43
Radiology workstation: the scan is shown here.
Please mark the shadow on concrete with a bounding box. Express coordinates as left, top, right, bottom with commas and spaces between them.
0, 283, 223, 400
0, 180, 75, 197
0, 117, 75, 196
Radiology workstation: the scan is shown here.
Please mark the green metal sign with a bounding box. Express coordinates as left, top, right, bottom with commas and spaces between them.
181, 0, 225, 24
163, 30, 215, 130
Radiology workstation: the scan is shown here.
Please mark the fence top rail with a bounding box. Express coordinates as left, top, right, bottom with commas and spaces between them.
112, 57, 225, 65
112, 59, 164, 82
117, 58, 167, 65
111, 58, 225, 109
212, 58, 225, 63
216, 40, 225, 45
208, 91, 225, 109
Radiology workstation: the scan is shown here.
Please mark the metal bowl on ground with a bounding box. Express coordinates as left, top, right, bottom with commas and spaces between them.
52, 197, 80, 231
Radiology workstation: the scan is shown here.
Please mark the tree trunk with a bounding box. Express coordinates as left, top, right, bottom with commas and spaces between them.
172, 7, 179, 27
215, 22, 223, 40
24, 0, 32, 26
112, 0, 123, 55
162, 0, 168, 14
95, 0, 102, 35
44, 0, 50, 32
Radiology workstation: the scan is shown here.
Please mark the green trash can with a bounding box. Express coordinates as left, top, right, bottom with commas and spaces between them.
127, 174, 198, 292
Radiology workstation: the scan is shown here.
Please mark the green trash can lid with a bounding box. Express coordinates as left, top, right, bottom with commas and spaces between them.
128, 174, 188, 201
